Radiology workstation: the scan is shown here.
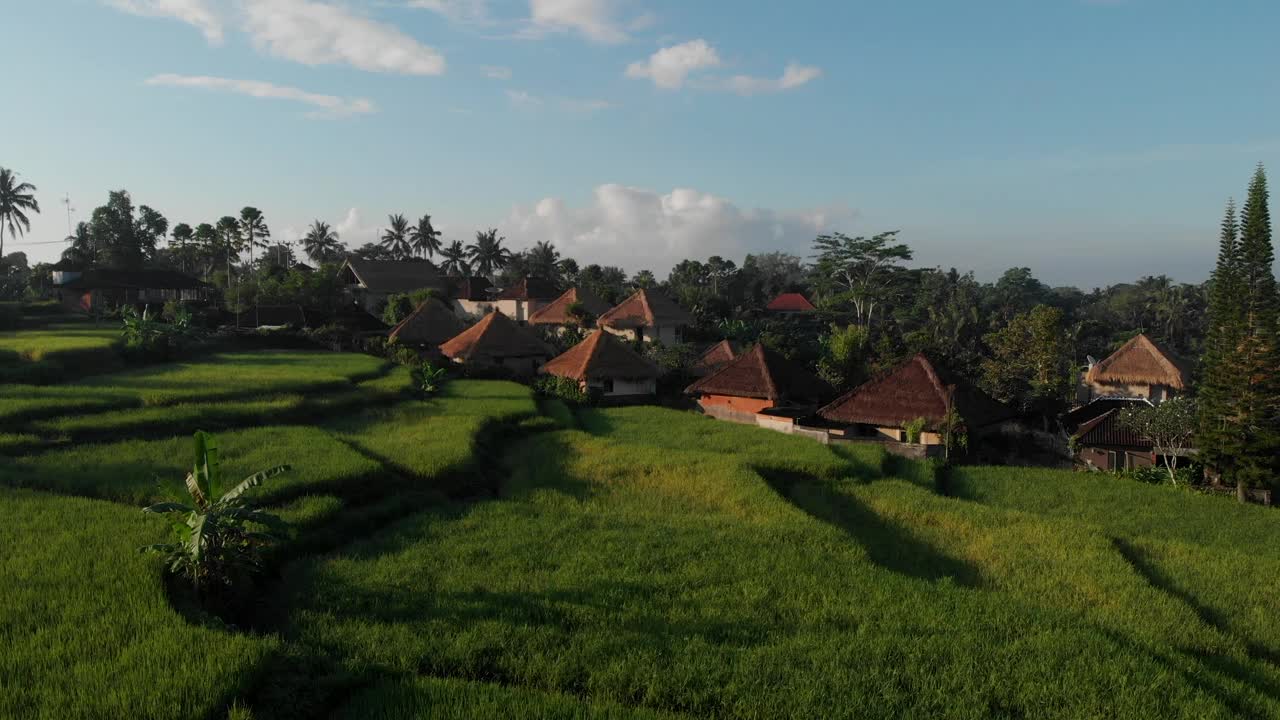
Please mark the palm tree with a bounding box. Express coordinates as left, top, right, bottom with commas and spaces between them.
216, 216, 241, 290
440, 240, 470, 277
238, 207, 270, 268
193, 223, 217, 279
410, 214, 442, 260
467, 228, 512, 279
62, 221, 94, 265
0, 168, 40, 259
526, 240, 561, 282
302, 220, 342, 263
171, 223, 194, 273
380, 213, 412, 260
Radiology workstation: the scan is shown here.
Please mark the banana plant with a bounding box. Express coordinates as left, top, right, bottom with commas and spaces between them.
141, 431, 291, 593
414, 361, 449, 396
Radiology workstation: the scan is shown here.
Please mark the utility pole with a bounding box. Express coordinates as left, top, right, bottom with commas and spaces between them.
62, 193, 74, 237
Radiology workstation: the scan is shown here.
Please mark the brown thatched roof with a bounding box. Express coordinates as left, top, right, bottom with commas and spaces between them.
528, 287, 612, 326
495, 276, 561, 301
819, 353, 1013, 429
598, 288, 694, 329
685, 344, 830, 402
539, 330, 660, 381
439, 311, 554, 363
1085, 333, 1190, 390
388, 298, 465, 346
690, 340, 738, 377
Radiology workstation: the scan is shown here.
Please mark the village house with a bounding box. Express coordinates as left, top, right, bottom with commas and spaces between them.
450, 276, 495, 317
438, 311, 554, 376
1064, 333, 1192, 472
528, 287, 612, 331
338, 258, 448, 314
685, 344, 831, 431
598, 288, 694, 345
539, 329, 661, 400
387, 298, 466, 352
690, 339, 738, 377
765, 292, 816, 314
818, 353, 1014, 454
55, 267, 210, 313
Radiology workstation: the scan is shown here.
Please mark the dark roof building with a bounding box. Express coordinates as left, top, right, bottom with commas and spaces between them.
388, 298, 466, 347
494, 277, 560, 301
690, 340, 738, 377
599, 288, 694, 329
57, 267, 207, 291
339, 258, 446, 294
818, 353, 1013, 432
450, 276, 492, 302
528, 287, 613, 327
686, 344, 830, 405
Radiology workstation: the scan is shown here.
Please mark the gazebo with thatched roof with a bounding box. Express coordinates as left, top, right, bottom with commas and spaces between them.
539, 329, 660, 398
387, 298, 466, 350
439, 311, 554, 376
1081, 333, 1190, 404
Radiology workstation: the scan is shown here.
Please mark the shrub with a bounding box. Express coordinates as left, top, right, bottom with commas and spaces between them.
141, 431, 291, 604
533, 375, 593, 406
903, 417, 926, 444
121, 305, 200, 361
412, 361, 449, 396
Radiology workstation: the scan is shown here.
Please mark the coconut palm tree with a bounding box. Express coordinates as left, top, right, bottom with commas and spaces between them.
380, 213, 412, 260
302, 220, 342, 263
238, 207, 270, 268
440, 240, 470, 277
62, 221, 94, 265
0, 168, 40, 259
216, 216, 241, 290
410, 214, 442, 260
526, 240, 561, 282
467, 228, 512, 279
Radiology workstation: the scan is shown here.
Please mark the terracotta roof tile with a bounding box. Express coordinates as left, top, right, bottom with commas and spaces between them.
690, 340, 738, 377
540, 330, 660, 381
439, 311, 554, 363
528, 287, 612, 326
685, 344, 830, 402
598, 288, 694, 329
765, 293, 816, 312
388, 298, 466, 346
818, 353, 1013, 429
1085, 333, 1190, 390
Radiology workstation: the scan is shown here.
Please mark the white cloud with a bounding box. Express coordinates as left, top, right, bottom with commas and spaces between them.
103, 0, 224, 43
502, 184, 853, 274
725, 62, 822, 95
335, 208, 379, 244
408, 0, 490, 23
243, 0, 446, 76
482, 65, 513, 79
625, 39, 720, 90
506, 90, 612, 112
506, 89, 543, 107
145, 73, 375, 116
527, 0, 631, 43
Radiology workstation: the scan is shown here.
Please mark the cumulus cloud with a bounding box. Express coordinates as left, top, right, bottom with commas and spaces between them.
408, 0, 490, 23
335, 208, 379, 244
243, 0, 446, 75
103, 0, 224, 43
145, 73, 375, 116
527, 0, 632, 43
725, 62, 822, 95
625, 39, 721, 90
502, 184, 853, 274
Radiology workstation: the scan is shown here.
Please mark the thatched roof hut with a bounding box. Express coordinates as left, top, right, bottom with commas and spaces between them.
540, 330, 659, 382
690, 340, 738, 377
388, 298, 465, 347
685, 344, 829, 404
528, 287, 612, 327
598, 288, 694, 330
1085, 333, 1190, 390
818, 353, 1012, 430
439, 311, 554, 368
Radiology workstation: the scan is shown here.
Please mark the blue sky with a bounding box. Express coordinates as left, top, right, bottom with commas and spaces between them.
5, 0, 1280, 286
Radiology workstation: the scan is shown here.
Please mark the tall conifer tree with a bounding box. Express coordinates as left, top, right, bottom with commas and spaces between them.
1196, 199, 1244, 483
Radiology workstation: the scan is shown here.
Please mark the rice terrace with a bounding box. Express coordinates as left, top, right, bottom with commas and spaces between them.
7, 3, 1280, 717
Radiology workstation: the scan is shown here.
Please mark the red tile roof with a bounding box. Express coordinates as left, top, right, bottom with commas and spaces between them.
598, 288, 694, 330
766, 292, 816, 312
690, 340, 737, 377
1085, 333, 1190, 390
439, 311, 554, 363
818, 353, 1013, 429
528, 287, 612, 326
685, 344, 830, 402
539, 330, 660, 381
494, 276, 561, 301
388, 298, 466, 346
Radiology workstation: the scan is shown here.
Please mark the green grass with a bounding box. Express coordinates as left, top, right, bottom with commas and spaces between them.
336, 676, 683, 719
0, 324, 120, 363
275, 425, 1280, 719
0, 488, 276, 720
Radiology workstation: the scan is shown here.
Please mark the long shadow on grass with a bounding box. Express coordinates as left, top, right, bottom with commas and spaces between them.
757, 466, 982, 588
1113, 538, 1280, 673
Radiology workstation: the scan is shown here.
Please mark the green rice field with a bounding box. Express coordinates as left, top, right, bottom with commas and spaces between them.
1, 324, 1278, 719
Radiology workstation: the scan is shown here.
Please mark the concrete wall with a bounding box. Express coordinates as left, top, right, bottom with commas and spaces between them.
603, 324, 682, 345
698, 394, 775, 416
1080, 446, 1155, 471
